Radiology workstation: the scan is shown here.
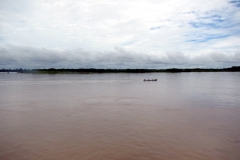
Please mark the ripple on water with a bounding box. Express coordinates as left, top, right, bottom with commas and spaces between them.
117, 98, 141, 104
84, 97, 115, 105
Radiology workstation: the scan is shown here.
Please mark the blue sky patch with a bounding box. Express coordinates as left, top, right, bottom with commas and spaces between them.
189, 14, 225, 29
186, 34, 230, 43
189, 22, 221, 29
229, 0, 240, 7
202, 15, 224, 22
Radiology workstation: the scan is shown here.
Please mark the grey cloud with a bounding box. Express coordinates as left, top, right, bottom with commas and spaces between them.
0, 45, 239, 69
210, 51, 240, 63
165, 52, 190, 65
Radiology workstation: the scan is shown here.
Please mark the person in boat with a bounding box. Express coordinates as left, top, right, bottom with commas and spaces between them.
144, 79, 157, 81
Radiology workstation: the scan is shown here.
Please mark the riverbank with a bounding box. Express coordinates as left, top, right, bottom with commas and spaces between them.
1, 66, 240, 74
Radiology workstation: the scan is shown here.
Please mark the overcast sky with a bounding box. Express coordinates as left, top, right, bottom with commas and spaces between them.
0, 0, 240, 69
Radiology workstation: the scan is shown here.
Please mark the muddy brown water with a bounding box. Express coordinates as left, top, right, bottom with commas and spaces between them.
0, 73, 240, 160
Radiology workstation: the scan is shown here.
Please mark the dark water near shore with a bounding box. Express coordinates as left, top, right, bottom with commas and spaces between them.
0, 72, 240, 160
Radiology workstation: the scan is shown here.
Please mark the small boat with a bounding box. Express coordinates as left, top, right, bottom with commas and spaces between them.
143, 79, 157, 81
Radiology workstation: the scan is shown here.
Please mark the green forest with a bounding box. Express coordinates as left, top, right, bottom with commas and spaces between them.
1, 66, 240, 74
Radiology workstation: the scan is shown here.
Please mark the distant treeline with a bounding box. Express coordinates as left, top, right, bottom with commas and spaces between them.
1, 66, 240, 73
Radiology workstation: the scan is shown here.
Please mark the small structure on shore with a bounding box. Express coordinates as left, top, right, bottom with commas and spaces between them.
144, 79, 157, 82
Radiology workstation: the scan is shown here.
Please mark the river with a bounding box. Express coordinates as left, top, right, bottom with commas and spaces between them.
0, 72, 240, 160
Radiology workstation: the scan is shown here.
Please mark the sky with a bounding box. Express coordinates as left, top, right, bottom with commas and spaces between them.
0, 0, 240, 69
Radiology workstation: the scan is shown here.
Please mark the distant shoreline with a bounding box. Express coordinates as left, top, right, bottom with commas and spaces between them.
1, 66, 240, 73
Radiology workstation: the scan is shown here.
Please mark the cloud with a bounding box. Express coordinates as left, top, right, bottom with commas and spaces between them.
0, 0, 239, 68
0, 45, 239, 69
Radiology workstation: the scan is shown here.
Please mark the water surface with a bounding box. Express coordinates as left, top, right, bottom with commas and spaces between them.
0, 72, 240, 160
